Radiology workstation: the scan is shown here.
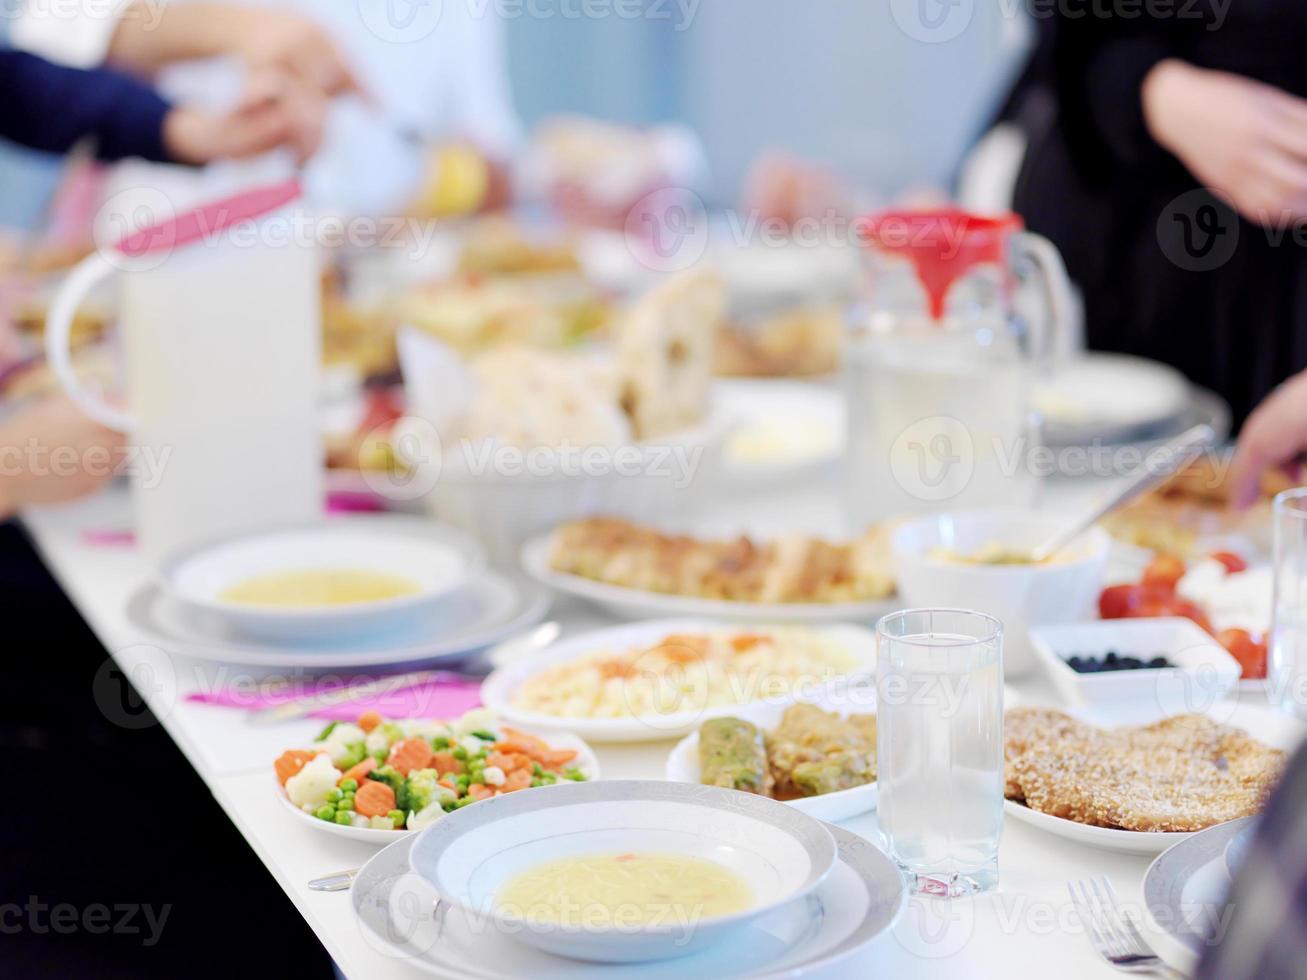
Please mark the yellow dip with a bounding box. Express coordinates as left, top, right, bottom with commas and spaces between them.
219, 569, 421, 607
497, 852, 754, 927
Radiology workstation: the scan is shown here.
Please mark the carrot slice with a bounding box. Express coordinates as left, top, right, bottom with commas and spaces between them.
430, 751, 462, 776
501, 769, 532, 793
539, 749, 577, 770
339, 757, 376, 786
274, 749, 320, 786
354, 780, 396, 818
357, 710, 383, 733
467, 783, 494, 801
387, 738, 435, 776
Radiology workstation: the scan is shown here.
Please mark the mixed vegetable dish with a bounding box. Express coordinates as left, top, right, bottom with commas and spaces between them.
274, 708, 588, 831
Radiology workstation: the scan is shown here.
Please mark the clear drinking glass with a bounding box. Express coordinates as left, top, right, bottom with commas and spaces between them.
1271, 489, 1307, 719
876, 608, 1004, 896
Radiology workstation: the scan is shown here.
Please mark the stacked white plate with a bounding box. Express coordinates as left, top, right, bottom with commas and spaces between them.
126, 516, 549, 669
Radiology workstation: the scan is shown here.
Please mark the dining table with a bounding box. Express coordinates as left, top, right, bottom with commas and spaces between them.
18, 470, 1261, 979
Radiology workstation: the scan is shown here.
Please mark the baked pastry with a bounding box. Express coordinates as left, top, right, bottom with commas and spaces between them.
547, 517, 895, 604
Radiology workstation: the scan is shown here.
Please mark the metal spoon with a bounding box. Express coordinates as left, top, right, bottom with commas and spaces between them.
1025, 423, 1216, 563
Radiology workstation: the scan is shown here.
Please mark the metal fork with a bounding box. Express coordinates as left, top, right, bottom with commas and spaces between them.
1067, 877, 1186, 978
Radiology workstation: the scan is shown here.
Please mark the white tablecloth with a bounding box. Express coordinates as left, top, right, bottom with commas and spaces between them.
21, 481, 1192, 979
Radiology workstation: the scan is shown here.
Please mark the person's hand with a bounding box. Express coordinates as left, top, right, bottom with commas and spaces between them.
223, 10, 364, 99
164, 75, 328, 166
741, 151, 848, 229
0, 396, 125, 518
1144, 59, 1307, 226
1228, 370, 1307, 508
110, 4, 363, 99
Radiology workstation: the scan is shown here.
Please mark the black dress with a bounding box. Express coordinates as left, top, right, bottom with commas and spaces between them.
1010, 0, 1307, 429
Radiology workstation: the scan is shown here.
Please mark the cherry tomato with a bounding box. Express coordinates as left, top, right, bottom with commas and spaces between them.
1141, 554, 1186, 591
1210, 551, 1248, 575
1099, 584, 1141, 619
1217, 628, 1268, 680
359, 388, 404, 435
1135, 596, 1214, 634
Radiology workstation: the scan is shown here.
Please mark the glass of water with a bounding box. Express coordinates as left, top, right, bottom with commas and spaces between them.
876, 608, 1004, 896
1272, 489, 1307, 719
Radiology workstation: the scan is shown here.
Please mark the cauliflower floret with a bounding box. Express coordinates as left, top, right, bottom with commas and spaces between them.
452, 708, 498, 736
368, 815, 396, 831
457, 734, 486, 756
285, 754, 341, 808
364, 727, 393, 758
319, 723, 367, 768
408, 802, 447, 832
482, 766, 506, 787
403, 769, 457, 813
350, 813, 370, 829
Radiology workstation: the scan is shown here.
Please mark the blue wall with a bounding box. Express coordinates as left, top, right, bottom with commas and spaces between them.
506, 0, 1029, 204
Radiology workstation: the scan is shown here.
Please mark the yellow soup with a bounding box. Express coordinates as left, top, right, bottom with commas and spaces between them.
219, 569, 421, 607
497, 852, 754, 927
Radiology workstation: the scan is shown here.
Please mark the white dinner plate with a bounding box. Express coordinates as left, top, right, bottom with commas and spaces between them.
480, 619, 878, 743
521, 535, 898, 625
1142, 817, 1253, 971
665, 685, 879, 823
408, 780, 837, 962
1005, 702, 1302, 854
124, 572, 550, 669
274, 729, 600, 845
159, 517, 485, 641
1034, 353, 1192, 446
352, 820, 905, 979
714, 380, 843, 485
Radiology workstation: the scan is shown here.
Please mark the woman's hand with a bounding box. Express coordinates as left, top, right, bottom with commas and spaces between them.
164, 73, 328, 165
1228, 370, 1307, 508
0, 396, 125, 518
1144, 59, 1307, 226
223, 10, 363, 99
110, 3, 362, 99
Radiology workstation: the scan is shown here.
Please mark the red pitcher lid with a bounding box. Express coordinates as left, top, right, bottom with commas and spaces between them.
859, 209, 1023, 320
114, 179, 302, 259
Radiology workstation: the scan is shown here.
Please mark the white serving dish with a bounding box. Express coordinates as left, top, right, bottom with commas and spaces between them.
408, 780, 837, 963
714, 380, 843, 486
1005, 701, 1304, 854
891, 510, 1110, 677
351, 819, 905, 979
159, 517, 485, 641
126, 571, 549, 670
665, 684, 878, 822
521, 535, 899, 624
275, 728, 600, 845
480, 618, 879, 743
1030, 618, 1241, 720
399, 411, 733, 568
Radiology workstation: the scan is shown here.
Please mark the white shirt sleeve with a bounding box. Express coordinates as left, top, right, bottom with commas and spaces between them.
9, 0, 137, 68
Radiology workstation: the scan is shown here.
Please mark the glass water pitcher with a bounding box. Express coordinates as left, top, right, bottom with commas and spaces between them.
844, 209, 1074, 530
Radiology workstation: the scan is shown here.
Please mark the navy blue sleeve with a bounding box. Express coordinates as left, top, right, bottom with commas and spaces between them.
0, 49, 173, 163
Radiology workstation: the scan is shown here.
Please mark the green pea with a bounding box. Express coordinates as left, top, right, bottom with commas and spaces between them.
326, 788, 343, 802
531, 778, 542, 787
387, 809, 405, 825
334, 812, 353, 826
315, 805, 335, 821
532, 762, 544, 776
340, 779, 358, 792
452, 746, 469, 761
338, 799, 355, 812
431, 736, 450, 749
